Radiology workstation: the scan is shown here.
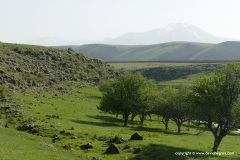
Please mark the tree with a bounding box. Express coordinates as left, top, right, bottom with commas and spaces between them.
135, 79, 159, 124
98, 73, 159, 126
156, 86, 174, 130
157, 86, 190, 133
190, 62, 240, 152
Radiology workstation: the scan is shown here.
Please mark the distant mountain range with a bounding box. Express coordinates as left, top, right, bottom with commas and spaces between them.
56, 41, 240, 61
25, 23, 237, 46
105, 23, 236, 45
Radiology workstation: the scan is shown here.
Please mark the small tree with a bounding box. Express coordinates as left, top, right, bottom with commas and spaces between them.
135, 79, 159, 124
190, 62, 240, 152
157, 86, 190, 133
98, 73, 159, 126
156, 86, 174, 130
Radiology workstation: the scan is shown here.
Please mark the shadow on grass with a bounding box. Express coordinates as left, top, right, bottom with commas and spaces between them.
128, 143, 221, 160
87, 115, 123, 123
181, 123, 209, 132
72, 115, 195, 136
71, 115, 123, 127
72, 119, 121, 127
131, 126, 192, 136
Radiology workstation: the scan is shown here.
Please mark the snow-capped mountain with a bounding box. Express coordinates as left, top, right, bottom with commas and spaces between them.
24, 23, 237, 46
106, 23, 236, 45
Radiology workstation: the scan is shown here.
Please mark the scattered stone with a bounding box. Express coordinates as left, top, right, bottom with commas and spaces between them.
62, 144, 71, 151
79, 135, 84, 139
136, 154, 146, 160
50, 124, 56, 128
130, 133, 143, 140
105, 144, 120, 154
16, 67, 22, 72
45, 114, 59, 119
80, 142, 94, 150
16, 124, 39, 133
123, 144, 131, 150
39, 142, 54, 148
134, 148, 142, 154
92, 157, 102, 160
60, 129, 66, 134
109, 136, 118, 143
71, 135, 77, 139
116, 137, 124, 144
52, 134, 61, 143
109, 136, 124, 143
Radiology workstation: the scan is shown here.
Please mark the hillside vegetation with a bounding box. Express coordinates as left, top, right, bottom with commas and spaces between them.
0, 42, 120, 89
56, 41, 240, 61
0, 42, 239, 160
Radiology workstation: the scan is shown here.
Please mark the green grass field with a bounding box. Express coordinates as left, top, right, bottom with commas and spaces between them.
1, 81, 239, 160
109, 62, 223, 88
108, 62, 202, 71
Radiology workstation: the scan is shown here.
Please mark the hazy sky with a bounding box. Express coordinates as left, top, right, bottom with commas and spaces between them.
1, 0, 240, 43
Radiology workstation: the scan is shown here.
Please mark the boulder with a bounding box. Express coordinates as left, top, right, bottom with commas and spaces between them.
105, 144, 120, 154
80, 142, 94, 150
130, 133, 143, 140
123, 144, 131, 150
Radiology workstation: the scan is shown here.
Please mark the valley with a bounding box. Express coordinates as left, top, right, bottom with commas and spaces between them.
0, 42, 240, 160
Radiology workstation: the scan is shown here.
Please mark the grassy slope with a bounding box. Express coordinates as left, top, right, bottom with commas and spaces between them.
190, 41, 240, 60
56, 41, 240, 61
1, 43, 240, 160
0, 127, 79, 160
2, 83, 238, 160
73, 42, 214, 61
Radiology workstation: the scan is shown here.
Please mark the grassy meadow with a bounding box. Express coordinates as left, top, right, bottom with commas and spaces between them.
109, 61, 224, 88
1, 79, 240, 160
108, 62, 201, 71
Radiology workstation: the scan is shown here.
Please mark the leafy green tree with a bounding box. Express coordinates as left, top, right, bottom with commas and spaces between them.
156, 87, 173, 130
157, 86, 190, 133
190, 62, 240, 152
98, 73, 159, 126
135, 79, 159, 124
171, 87, 191, 133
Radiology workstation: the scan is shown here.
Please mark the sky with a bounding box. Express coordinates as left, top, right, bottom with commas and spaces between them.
1, 0, 240, 43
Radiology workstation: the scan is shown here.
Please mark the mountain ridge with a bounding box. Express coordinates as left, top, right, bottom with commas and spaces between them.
55, 41, 240, 61
24, 23, 238, 46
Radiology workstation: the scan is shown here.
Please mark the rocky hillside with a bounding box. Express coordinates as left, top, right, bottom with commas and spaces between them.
0, 42, 120, 89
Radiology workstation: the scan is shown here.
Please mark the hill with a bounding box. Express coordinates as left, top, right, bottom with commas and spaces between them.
0, 42, 120, 89
57, 41, 240, 61
0, 42, 239, 160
